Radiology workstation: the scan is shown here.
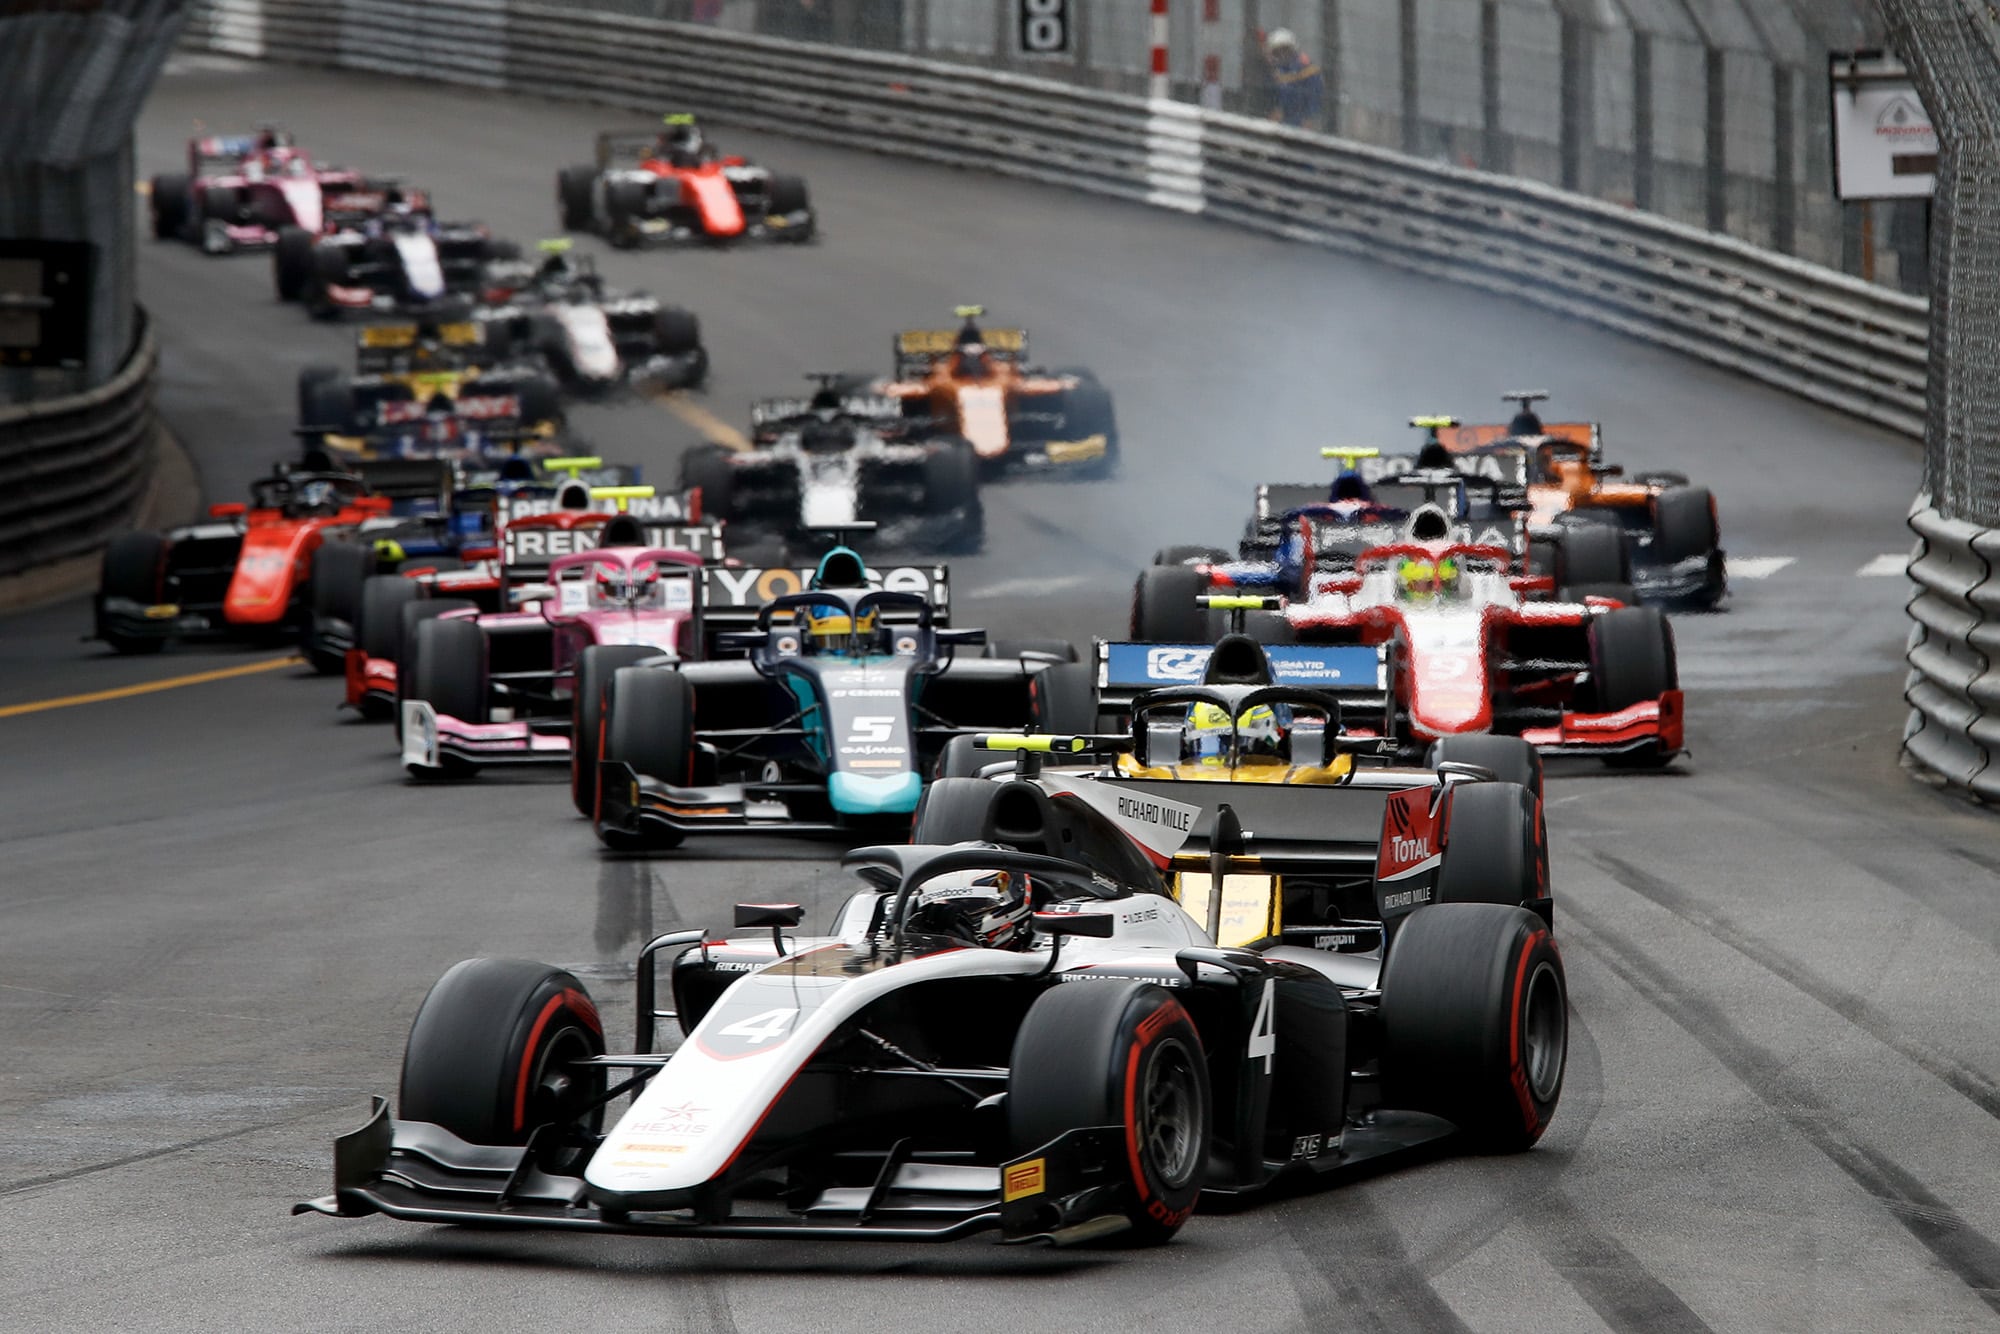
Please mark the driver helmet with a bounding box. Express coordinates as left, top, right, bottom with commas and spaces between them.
294, 479, 338, 511
1396, 554, 1460, 603
595, 559, 658, 603
951, 343, 993, 380
907, 868, 1032, 950
1187, 701, 1286, 766
1507, 408, 1545, 437
659, 120, 706, 165
1330, 472, 1372, 503
803, 603, 878, 655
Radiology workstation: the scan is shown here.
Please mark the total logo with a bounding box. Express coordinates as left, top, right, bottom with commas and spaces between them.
1390, 835, 1431, 863
1146, 647, 1210, 681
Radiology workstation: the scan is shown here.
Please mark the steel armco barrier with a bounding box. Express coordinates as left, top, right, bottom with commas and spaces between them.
0, 313, 158, 579
180, 0, 1929, 439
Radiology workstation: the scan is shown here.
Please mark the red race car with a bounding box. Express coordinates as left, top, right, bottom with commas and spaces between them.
557, 115, 815, 247
94, 467, 390, 654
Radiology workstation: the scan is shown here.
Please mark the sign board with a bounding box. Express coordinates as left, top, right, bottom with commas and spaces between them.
1017, 0, 1069, 57
1829, 52, 1937, 201
0, 240, 93, 370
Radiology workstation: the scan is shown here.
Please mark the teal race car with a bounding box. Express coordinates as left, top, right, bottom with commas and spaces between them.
592, 546, 1093, 849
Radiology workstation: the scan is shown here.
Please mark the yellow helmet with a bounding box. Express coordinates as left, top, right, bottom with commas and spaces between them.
1396, 554, 1460, 602
1187, 701, 1285, 765
804, 604, 879, 654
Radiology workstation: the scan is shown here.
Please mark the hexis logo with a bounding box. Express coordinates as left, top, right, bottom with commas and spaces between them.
1147, 647, 1210, 681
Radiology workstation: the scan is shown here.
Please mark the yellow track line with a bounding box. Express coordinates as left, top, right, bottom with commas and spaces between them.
648, 386, 752, 453
0, 654, 303, 720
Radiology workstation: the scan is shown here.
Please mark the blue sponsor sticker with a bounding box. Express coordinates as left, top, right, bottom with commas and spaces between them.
1104, 642, 1380, 689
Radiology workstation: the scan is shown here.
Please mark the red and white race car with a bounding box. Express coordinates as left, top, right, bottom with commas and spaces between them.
1132, 506, 1684, 767
149, 129, 404, 256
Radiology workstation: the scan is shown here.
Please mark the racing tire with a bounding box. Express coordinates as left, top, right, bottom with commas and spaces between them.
150, 174, 190, 239
911, 775, 1000, 839
1009, 981, 1210, 1246
985, 639, 1079, 663
1030, 661, 1098, 735
602, 668, 695, 849
1652, 486, 1718, 564
304, 541, 371, 674
399, 957, 607, 1165
571, 644, 659, 817
391, 598, 478, 731
297, 364, 351, 434
605, 179, 650, 243
1427, 734, 1543, 802
1060, 379, 1119, 479
923, 438, 979, 515
305, 242, 350, 320
652, 305, 702, 356
273, 225, 315, 301
1434, 780, 1544, 915
514, 374, 563, 429
1526, 539, 1558, 581
680, 443, 737, 521
1380, 903, 1565, 1152
1550, 521, 1629, 589
557, 166, 597, 231
764, 173, 812, 237
97, 531, 168, 654
1131, 564, 1207, 643
1590, 607, 1677, 769
1151, 545, 1230, 567
404, 617, 488, 778
358, 575, 422, 665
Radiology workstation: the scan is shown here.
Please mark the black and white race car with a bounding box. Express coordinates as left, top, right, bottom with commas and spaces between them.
679, 377, 981, 556
298, 818, 1564, 1245
480, 242, 707, 391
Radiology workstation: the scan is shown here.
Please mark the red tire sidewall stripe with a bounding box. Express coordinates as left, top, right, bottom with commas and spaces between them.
511, 987, 600, 1134
1508, 928, 1548, 1132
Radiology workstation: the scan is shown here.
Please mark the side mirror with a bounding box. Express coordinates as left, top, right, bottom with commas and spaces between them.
734, 903, 803, 928
1033, 909, 1114, 939
1143, 720, 1183, 768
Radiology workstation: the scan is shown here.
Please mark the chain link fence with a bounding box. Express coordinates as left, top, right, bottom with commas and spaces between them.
579, 0, 1923, 292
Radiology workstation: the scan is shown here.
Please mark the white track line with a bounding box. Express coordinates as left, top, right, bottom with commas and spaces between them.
1856, 553, 1909, 577
1728, 557, 1795, 580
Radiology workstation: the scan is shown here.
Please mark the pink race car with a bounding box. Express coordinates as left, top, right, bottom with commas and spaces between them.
391, 504, 723, 800
149, 128, 407, 257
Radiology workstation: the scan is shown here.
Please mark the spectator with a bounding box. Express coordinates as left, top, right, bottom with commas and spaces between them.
1264, 28, 1324, 130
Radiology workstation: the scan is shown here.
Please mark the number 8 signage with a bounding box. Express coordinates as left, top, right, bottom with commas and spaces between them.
1018, 0, 1069, 55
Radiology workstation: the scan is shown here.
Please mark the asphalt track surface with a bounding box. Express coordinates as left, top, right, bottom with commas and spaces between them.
2, 54, 1997, 1333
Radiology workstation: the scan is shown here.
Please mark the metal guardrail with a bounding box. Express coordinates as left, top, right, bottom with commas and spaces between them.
180, 0, 1930, 440
0, 311, 158, 578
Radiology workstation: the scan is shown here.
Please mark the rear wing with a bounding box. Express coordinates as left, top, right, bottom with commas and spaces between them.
699, 564, 949, 633
748, 394, 903, 432
1095, 640, 1394, 733
353, 319, 500, 375
343, 458, 455, 505
496, 487, 692, 524
1437, 421, 1599, 454
501, 520, 725, 576
595, 131, 658, 169
892, 327, 1027, 380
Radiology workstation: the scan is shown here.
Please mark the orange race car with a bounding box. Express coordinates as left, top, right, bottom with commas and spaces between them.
1430, 392, 1726, 608
851, 306, 1119, 477
92, 467, 391, 654
556, 115, 814, 248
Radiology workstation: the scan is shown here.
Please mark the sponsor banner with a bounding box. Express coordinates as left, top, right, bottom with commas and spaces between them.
1375, 787, 1442, 885
701, 564, 946, 610
1047, 774, 1199, 858
504, 523, 723, 565
1103, 642, 1382, 690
